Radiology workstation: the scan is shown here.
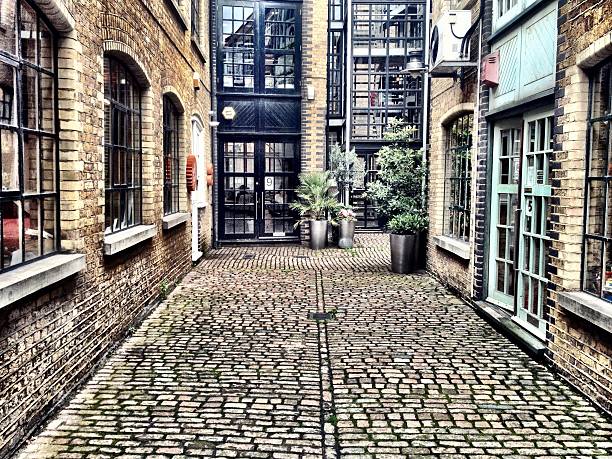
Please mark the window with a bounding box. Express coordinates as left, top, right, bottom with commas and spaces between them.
445, 114, 473, 241
191, 0, 200, 43
583, 59, 612, 302
497, 0, 518, 18
264, 8, 296, 90
328, 30, 344, 116
163, 96, 180, 215
104, 57, 143, 234
0, 0, 59, 271
351, 2, 425, 140
219, 3, 299, 93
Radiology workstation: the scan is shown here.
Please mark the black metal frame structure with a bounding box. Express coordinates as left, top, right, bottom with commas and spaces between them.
0, 0, 60, 271
104, 57, 143, 234
445, 113, 473, 241
163, 96, 180, 216
582, 58, 612, 302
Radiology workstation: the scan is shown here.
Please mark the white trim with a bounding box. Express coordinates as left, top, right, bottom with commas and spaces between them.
103, 225, 156, 255
162, 212, 190, 230
0, 254, 85, 309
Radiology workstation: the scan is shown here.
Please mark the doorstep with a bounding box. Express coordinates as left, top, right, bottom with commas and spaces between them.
473, 300, 546, 359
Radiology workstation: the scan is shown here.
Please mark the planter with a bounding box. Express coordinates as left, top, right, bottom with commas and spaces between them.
390, 233, 418, 274
338, 220, 356, 249
309, 220, 328, 250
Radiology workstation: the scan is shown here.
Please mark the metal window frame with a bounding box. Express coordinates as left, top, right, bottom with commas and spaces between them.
104, 57, 143, 234
581, 58, 612, 302
192, 0, 201, 42
444, 113, 473, 241
163, 96, 180, 216
0, 0, 60, 273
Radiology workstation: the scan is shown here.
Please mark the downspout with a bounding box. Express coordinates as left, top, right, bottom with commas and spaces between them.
210, 0, 219, 249
422, 0, 430, 193
344, 0, 352, 157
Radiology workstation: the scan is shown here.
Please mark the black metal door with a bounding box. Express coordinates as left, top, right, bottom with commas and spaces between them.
220, 138, 299, 240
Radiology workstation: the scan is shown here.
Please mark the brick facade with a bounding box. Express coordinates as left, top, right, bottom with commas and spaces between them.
426, 0, 480, 298
0, 0, 212, 455
548, 0, 612, 413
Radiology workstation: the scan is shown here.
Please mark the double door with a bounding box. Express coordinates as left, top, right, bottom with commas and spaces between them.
487, 110, 553, 339
220, 138, 299, 240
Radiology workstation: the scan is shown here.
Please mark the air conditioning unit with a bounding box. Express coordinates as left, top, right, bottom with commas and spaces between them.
430, 10, 475, 74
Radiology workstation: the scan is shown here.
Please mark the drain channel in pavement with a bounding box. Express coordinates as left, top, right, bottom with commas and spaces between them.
308, 312, 334, 321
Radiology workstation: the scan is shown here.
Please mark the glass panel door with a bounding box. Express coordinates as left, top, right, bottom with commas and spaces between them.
221, 141, 256, 238
220, 139, 298, 240
261, 141, 298, 238
516, 112, 553, 338
488, 121, 521, 308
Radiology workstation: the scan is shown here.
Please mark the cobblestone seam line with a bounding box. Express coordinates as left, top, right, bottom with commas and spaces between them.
315, 270, 341, 459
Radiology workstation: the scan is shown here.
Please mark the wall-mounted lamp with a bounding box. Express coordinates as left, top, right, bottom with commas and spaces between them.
193, 72, 201, 91
208, 110, 220, 128
306, 84, 315, 101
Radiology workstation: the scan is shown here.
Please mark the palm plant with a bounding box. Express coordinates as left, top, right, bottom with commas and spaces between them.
291, 171, 339, 224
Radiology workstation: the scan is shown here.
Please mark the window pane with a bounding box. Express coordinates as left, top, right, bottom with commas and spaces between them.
584, 238, 602, 296
0, 0, 17, 56
1, 129, 19, 191
21, 66, 37, 130
40, 72, 54, 132
42, 196, 56, 254
23, 132, 38, 194
0, 62, 16, 125
19, 1, 37, 64
23, 198, 40, 260
40, 20, 54, 71
2, 200, 23, 267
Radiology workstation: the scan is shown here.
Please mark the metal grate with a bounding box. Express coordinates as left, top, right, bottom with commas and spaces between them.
308, 312, 334, 321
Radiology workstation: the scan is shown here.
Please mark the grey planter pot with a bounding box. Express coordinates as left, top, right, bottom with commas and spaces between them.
390, 233, 418, 274
338, 220, 355, 249
309, 220, 328, 250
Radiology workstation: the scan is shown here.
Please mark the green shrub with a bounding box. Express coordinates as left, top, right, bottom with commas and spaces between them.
387, 212, 429, 235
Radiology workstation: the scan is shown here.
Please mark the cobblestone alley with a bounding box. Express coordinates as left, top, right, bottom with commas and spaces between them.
16, 235, 612, 458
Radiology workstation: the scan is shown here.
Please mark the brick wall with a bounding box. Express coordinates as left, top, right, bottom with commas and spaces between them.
426, 0, 479, 298
0, 0, 213, 455
548, 0, 612, 413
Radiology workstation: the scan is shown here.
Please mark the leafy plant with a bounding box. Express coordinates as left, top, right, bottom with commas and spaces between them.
328, 144, 366, 204
290, 171, 340, 224
387, 211, 429, 235
336, 205, 356, 222
366, 118, 426, 224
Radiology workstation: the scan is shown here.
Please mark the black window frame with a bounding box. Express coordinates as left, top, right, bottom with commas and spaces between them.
350, 1, 425, 141
582, 58, 612, 302
163, 96, 180, 216
444, 113, 473, 242
103, 56, 143, 235
0, 0, 60, 272
217, 0, 302, 95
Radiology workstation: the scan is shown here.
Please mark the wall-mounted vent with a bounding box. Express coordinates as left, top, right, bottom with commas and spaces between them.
482, 51, 500, 88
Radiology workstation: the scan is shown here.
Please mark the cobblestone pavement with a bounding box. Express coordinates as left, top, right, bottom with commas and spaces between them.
16, 234, 612, 458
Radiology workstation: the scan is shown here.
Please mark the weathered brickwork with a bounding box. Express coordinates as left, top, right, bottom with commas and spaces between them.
548, 0, 612, 413
426, 0, 479, 298
0, 0, 212, 456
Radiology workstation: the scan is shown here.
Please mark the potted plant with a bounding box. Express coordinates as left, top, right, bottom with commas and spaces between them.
388, 211, 429, 274
328, 144, 366, 205
335, 206, 357, 249
291, 171, 339, 250
367, 118, 428, 273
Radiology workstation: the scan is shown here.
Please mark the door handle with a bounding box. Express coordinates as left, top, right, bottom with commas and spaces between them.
261, 191, 265, 220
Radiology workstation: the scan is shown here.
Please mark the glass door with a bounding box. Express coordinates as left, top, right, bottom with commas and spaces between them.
220, 139, 298, 240
515, 112, 553, 338
487, 120, 522, 308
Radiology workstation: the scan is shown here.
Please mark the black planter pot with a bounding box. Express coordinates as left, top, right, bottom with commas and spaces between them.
389, 231, 425, 274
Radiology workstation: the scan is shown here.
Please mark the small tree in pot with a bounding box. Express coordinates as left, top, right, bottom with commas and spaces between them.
367, 119, 428, 273
291, 171, 339, 250
328, 144, 366, 205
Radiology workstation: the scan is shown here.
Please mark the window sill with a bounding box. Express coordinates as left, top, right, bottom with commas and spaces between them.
162, 212, 190, 230
191, 38, 207, 64
433, 235, 470, 260
164, 0, 188, 31
0, 253, 86, 310
104, 225, 156, 256
557, 291, 612, 335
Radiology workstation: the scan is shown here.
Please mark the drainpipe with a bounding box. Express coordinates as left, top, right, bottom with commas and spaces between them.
210, 0, 219, 249
422, 0, 430, 192
344, 0, 352, 157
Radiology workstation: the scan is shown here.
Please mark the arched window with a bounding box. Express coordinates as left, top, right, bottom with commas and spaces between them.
163, 96, 180, 215
445, 113, 473, 241
583, 59, 612, 301
0, 0, 59, 270
103, 56, 142, 233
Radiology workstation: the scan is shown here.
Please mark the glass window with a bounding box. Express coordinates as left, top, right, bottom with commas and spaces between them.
445, 114, 473, 241
104, 57, 143, 234
163, 96, 180, 215
328, 31, 344, 116
584, 59, 612, 302
221, 4, 255, 89
351, 2, 425, 140
264, 8, 296, 90
191, 0, 200, 43
498, 0, 519, 18
0, 0, 59, 271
